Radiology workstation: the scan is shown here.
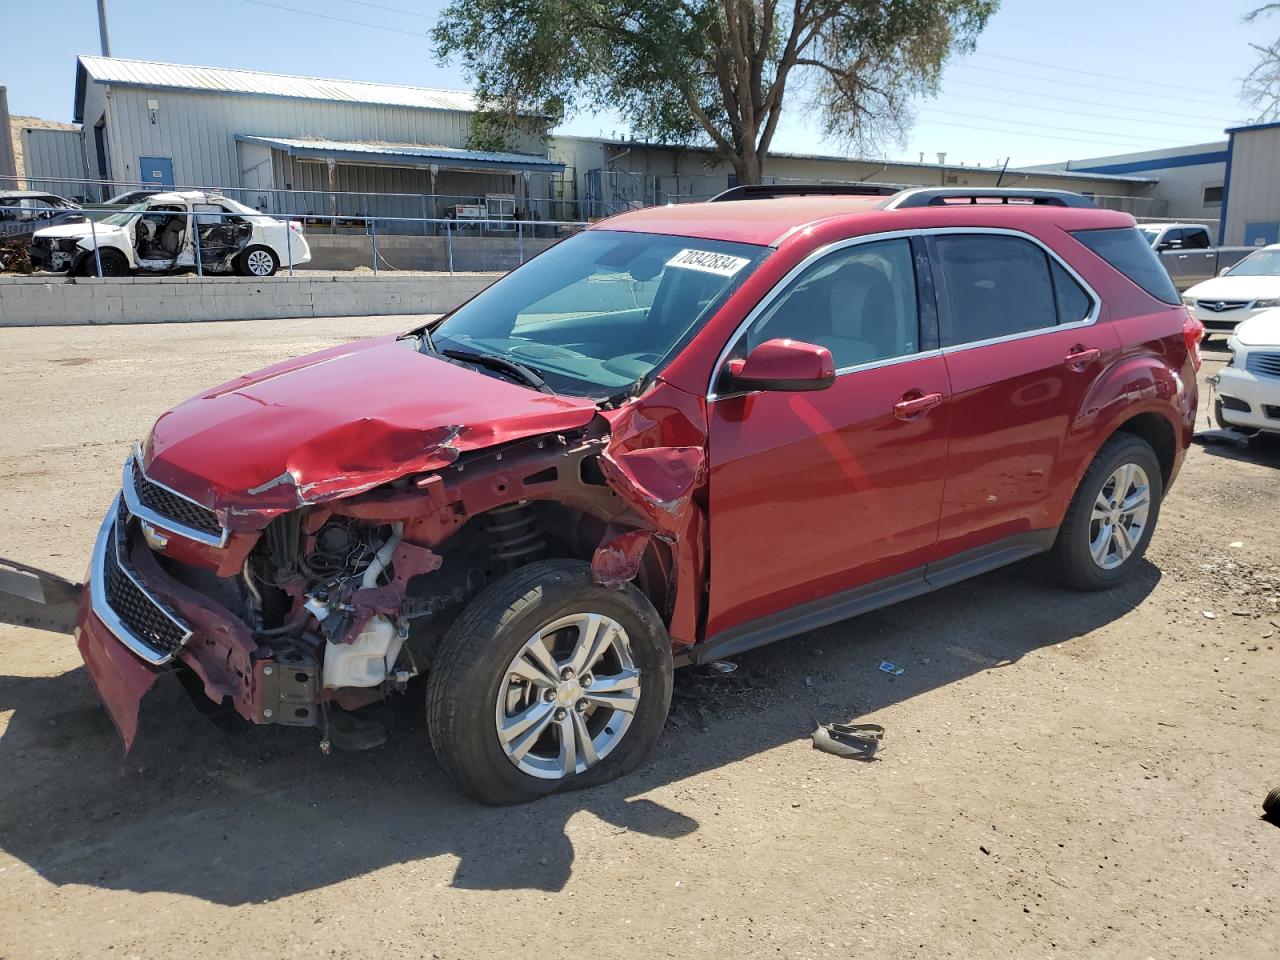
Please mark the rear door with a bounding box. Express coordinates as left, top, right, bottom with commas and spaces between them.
705, 234, 952, 640
927, 229, 1119, 557
1178, 226, 1217, 285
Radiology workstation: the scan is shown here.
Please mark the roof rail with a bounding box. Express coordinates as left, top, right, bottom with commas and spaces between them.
880, 187, 1095, 209
709, 183, 901, 202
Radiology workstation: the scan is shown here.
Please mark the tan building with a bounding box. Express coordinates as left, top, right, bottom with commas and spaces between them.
549, 136, 1163, 219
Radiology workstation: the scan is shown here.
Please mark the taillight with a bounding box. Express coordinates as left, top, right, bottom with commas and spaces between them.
1183, 310, 1204, 371
288, 220, 304, 234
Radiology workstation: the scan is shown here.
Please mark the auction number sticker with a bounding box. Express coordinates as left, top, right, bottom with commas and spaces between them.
666, 248, 751, 277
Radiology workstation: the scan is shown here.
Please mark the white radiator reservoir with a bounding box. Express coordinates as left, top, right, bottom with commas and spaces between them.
323, 614, 401, 688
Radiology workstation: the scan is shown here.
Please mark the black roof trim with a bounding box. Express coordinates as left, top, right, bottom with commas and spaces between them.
880, 188, 1095, 209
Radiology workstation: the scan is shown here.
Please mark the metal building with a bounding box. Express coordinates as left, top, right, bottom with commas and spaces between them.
1025, 141, 1228, 221
18, 123, 88, 196
1219, 121, 1280, 246
72, 55, 563, 222
550, 135, 1164, 220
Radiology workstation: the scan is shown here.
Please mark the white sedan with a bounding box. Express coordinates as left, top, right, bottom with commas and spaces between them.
30, 190, 310, 277
1213, 309, 1280, 435
1182, 244, 1280, 339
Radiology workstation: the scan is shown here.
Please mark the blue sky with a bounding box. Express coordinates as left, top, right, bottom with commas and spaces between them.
1, 0, 1267, 166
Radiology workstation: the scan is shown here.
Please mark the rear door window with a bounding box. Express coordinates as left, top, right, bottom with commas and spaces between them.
931, 234, 1059, 347
1182, 227, 1211, 250
1051, 260, 1093, 324
1071, 226, 1180, 304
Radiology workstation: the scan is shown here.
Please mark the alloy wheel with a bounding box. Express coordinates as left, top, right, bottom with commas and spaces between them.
246, 249, 275, 276
1088, 462, 1151, 570
494, 612, 641, 780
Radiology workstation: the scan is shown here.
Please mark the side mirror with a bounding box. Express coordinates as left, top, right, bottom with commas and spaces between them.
1219, 266, 1232, 277
720, 338, 835, 394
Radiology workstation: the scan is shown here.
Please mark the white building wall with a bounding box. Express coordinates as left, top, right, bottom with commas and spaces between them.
1222, 125, 1280, 247
98, 85, 537, 189
79, 81, 111, 182
18, 127, 87, 192
1027, 142, 1228, 219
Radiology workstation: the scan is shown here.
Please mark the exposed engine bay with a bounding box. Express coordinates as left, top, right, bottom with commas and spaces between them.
141, 422, 686, 749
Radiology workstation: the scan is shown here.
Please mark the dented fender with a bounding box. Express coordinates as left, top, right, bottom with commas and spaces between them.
592, 380, 710, 647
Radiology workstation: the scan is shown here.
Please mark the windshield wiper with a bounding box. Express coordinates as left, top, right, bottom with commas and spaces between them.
442, 348, 554, 394
420, 325, 438, 354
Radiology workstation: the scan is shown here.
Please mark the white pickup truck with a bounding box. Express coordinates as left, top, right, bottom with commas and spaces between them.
1137, 223, 1253, 290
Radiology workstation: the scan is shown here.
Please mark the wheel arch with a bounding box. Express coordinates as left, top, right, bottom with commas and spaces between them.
1113, 411, 1177, 490
425, 499, 676, 633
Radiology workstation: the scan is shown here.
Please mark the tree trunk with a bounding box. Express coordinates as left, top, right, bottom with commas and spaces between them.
732, 151, 764, 185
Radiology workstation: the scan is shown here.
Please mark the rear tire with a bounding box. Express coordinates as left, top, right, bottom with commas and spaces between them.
237, 245, 278, 277
1049, 434, 1163, 591
426, 559, 673, 805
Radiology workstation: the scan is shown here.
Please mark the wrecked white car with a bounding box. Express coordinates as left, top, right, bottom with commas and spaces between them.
29, 191, 311, 277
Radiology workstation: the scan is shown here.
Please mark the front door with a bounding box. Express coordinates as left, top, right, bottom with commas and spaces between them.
138, 156, 175, 188
927, 230, 1120, 555
705, 235, 952, 641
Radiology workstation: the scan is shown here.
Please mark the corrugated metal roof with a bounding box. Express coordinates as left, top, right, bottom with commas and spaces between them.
236, 135, 564, 171
76, 55, 478, 112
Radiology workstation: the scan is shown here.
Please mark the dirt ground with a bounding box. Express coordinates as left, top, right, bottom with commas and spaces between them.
0, 317, 1276, 960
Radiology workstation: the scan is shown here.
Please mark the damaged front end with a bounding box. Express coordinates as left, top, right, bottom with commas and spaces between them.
77, 375, 710, 753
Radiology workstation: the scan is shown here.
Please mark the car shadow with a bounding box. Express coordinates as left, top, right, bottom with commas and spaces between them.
0, 557, 1159, 904
1192, 430, 1280, 468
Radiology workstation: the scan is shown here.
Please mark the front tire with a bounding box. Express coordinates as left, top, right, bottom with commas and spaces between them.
1049, 434, 1163, 591
79, 248, 129, 277
238, 245, 278, 277
426, 559, 673, 805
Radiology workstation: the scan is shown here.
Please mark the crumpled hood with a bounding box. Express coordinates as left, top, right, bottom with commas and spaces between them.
142, 336, 598, 526
1186, 275, 1280, 302
1234, 307, 1280, 347
34, 221, 116, 242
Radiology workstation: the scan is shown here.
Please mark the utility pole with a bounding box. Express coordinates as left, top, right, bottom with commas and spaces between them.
97, 0, 112, 57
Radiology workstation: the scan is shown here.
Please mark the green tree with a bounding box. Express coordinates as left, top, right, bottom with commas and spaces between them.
434, 0, 997, 184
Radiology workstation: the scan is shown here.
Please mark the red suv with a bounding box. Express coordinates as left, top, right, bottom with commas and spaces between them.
74, 187, 1203, 804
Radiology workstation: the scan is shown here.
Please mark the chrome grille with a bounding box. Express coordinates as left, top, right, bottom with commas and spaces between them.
1195, 299, 1250, 312
90, 496, 193, 664
1246, 352, 1280, 379
123, 451, 227, 546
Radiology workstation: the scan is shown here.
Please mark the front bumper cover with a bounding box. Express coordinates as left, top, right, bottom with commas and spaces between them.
1215, 366, 1280, 432
76, 493, 271, 748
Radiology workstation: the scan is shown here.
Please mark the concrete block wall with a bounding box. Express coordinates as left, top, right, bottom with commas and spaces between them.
0, 274, 498, 327
303, 234, 561, 272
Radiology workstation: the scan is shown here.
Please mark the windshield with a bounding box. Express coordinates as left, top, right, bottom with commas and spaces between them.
428, 229, 769, 398
1138, 227, 1162, 246
100, 201, 150, 226
1226, 249, 1280, 277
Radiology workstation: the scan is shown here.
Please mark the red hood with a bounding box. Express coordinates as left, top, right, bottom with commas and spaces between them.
142, 336, 598, 526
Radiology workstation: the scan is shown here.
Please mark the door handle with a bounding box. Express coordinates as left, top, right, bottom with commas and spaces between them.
893, 391, 943, 420
1064, 345, 1100, 369
1176, 254, 1188, 259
